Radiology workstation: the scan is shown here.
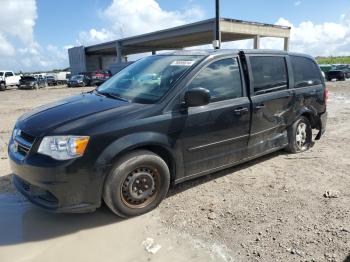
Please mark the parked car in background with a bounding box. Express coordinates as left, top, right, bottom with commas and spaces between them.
90, 70, 112, 86
327, 70, 347, 81
0, 71, 21, 91
55, 71, 71, 85
19, 76, 46, 90
333, 64, 350, 79
46, 75, 57, 86
67, 75, 90, 87
9, 50, 327, 217
319, 64, 334, 75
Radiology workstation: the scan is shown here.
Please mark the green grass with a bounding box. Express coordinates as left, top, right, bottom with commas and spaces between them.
316, 56, 350, 65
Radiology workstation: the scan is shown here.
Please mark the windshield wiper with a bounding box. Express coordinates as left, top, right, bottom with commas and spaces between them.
97, 91, 129, 102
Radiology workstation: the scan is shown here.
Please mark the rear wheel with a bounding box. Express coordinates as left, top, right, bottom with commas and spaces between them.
285, 116, 312, 153
103, 150, 170, 217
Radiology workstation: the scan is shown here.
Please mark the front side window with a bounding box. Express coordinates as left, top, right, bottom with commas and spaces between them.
5, 72, 14, 77
290, 56, 322, 88
188, 58, 243, 102
97, 55, 203, 104
250, 56, 288, 95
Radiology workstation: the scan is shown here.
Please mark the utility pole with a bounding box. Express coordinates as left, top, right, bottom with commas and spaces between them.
213, 0, 221, 49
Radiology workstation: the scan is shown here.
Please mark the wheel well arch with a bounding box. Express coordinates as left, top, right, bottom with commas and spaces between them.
136, 145, 176, 182
108, 144, 177, 183
300, 111, 318, 128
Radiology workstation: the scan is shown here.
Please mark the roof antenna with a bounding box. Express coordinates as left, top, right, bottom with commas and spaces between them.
213, 0, 221, 49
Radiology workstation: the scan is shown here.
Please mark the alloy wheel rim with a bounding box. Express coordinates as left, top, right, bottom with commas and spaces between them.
121, 167, 160, 209
296, 122, 308, 149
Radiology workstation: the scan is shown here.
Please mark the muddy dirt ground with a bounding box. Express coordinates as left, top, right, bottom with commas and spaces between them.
0, 82, 349, 261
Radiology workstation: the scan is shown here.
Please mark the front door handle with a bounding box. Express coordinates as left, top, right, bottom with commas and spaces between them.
255, 104, 265, 111
234, 107, 249, 115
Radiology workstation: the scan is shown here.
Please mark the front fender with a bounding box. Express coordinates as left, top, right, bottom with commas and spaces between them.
95, 132, 176, 168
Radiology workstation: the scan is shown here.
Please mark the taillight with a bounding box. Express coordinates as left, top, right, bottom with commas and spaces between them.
324, 86, 329, 107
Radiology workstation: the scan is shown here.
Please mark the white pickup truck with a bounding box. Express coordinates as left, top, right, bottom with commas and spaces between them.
0, 71, 21, 91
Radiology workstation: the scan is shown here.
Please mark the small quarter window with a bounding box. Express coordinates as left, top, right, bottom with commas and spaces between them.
250, 56, 288, 95
290, 56, 322, 88
188, 58, 243, 102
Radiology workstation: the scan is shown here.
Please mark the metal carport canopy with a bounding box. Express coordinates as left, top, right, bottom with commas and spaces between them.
85, 18, 291, 56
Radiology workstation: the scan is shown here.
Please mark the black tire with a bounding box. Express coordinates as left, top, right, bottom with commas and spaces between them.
285, 116, 312, 153
103, 150, 170, 217
0, 83, 5, 91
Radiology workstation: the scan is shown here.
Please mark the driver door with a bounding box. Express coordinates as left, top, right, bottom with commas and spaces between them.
178, 57, 251, 177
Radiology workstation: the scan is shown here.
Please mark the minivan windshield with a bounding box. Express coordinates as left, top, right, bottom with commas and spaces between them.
97, 55, 203, 104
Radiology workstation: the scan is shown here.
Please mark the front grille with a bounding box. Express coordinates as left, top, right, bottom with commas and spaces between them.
17, 144, 30, 155
14, 130, 36, 157
20, 131, 35, 143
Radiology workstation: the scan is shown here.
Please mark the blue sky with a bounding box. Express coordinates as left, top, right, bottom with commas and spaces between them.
1, 0, 349, 71
35, 0, 349, 47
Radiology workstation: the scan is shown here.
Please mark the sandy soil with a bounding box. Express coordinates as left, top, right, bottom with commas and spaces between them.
0, 82, 349, 261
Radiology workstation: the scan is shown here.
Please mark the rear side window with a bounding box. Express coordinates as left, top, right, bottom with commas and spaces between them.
250, 56, 288, 95
188, 58, 243, 102
290, 56, 322, 88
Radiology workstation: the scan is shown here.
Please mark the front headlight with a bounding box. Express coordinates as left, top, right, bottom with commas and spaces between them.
38, 136, 90, 160
12, 128, 21, 140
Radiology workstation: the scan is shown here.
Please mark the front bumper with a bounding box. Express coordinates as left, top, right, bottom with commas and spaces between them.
9, 140, 104, 213
19, 84, 35, 89
68, 82, 84, 87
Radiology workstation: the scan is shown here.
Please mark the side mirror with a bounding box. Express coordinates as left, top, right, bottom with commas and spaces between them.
184, 87, 210, 107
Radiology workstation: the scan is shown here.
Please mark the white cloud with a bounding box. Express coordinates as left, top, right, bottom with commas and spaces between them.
0, 0, 37, 45
294, 1, 302, 6
275, 16, 350, 56
218, 15, 350, 57
77, 28, 116, 46
0, 0, 69, 72
77, 0, 204, 45
0, 33, 16, 57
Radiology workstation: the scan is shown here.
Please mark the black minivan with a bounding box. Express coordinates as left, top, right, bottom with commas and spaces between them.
9, 50, 327, 217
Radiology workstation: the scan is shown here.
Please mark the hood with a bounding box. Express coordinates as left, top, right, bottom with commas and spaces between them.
17, 93, 144, 137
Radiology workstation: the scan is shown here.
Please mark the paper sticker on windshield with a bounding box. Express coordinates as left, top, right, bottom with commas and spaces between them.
170, 60, 195, 67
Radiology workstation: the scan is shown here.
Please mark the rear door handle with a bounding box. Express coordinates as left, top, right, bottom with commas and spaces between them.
234, 107, 249, 115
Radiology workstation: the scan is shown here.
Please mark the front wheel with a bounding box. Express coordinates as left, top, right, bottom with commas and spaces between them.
103, 150, 170, 217
285, 116, 313, 153
0, 83, 5, 91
